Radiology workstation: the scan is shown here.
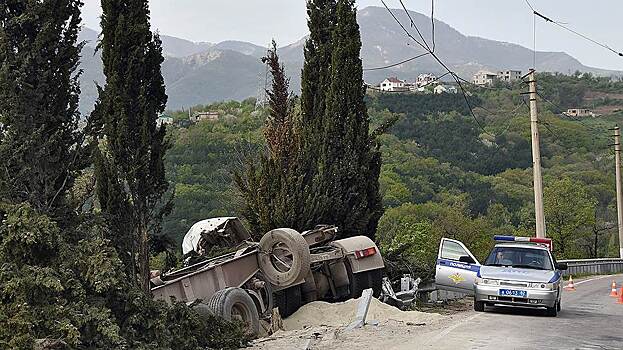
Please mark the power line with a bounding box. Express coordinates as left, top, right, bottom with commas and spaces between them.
453, 74, 523, 92
430, 0, 436, 52
380, 0, 428, 53
532, 7, 536, 69
398, 0, 432, 52
365, 71, 451, 91
392, 2, 485, 134
380, 1, 508, 137
363, 52, 430, 71
535, 90, 612, 144
379, 1, 536, 139
525, 0, 623, 58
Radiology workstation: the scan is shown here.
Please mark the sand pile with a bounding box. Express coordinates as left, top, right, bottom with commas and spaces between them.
283, 297, 443, 330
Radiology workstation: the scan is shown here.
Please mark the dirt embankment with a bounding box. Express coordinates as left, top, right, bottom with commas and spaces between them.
252, 297, 447, 350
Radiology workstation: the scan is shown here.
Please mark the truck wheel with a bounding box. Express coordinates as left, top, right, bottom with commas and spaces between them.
346, 262, 383, 299
259, 228, 311, 287
275, 285, 303, 318
256, 274, 275, 318
207, 287, 260, 334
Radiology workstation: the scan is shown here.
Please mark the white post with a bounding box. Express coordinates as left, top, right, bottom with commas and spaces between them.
347, 288, 373, 330
528, 70, 546, 238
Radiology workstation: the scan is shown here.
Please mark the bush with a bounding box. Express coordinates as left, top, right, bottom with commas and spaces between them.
0, 203, 249, 349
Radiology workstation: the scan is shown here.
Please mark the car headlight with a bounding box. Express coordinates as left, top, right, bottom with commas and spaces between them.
528, 282, 555, 290
475, 278, 500, 286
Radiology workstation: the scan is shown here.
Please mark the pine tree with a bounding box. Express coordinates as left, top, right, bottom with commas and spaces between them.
314, 0, 383, 239
0, 0, 84, 222
234, 41, 301, 236
91, 0, 170, 293
263, 41, 298, 164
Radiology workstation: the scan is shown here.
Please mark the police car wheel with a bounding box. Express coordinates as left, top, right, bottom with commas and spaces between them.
545, 302, 558, 317
474, 300, 485, 312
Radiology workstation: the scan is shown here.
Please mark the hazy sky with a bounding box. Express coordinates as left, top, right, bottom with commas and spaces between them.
82, 1, 623, 70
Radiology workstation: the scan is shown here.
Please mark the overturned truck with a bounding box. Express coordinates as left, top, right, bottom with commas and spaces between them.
150, 218, 385, 334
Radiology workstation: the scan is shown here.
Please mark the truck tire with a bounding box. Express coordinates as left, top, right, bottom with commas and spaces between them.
275, 285, 303, 318
254, 273, 274, 318
259, 228, 311, 287
346, 262, 383, 299
207, 287, 260, 334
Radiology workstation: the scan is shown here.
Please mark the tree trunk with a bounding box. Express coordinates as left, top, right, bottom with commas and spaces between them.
137, 218, 151, 294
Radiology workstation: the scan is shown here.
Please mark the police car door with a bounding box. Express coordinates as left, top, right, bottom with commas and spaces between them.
435, 238, 481, 295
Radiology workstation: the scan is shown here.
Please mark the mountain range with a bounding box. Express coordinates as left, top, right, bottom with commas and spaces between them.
77, 6, 621, 114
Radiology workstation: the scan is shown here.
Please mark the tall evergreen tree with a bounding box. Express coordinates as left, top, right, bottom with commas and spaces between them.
238, 0, 383, 238
91, 0, 170, 293
314, 0, 383, 239
0, 2, 128, 347
300, 0, 336, 143
234, 41, 301, 236
297, 0, 337, 229
0, 0, 84, 222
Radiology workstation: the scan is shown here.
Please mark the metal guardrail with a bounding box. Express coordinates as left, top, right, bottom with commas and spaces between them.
559, 258, 623, 277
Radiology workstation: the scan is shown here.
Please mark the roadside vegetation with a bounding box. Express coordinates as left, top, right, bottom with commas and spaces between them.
2, 0, 623, 347
163, 73, 623, 281
0, 1, 247, 348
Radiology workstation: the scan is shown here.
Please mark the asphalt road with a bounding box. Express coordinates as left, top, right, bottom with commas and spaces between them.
406, 274, 623, 350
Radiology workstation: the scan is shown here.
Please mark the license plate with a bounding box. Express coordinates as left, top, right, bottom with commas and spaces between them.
498, 289, 527, 298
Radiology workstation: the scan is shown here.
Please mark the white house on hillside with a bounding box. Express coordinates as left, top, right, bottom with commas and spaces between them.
473, 71, 498, 86
498, 70, 522, 83
565, 108, 596, 118
473, 70, 522, 86
380, 77, 408, 92
156, 115, 174, 127
193, 111, 220, 122
416, 73, 437, 87
434, 85, 458, 94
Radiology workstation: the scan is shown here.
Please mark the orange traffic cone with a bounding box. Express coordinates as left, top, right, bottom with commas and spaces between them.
617, 287, 623, 304
564, 276, 576, 291
610, 281, 619, 297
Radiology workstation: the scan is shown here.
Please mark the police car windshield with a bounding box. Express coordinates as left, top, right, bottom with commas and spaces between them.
484, 247, 553, 270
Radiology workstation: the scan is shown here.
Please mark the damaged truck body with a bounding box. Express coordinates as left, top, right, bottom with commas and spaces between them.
150, 217, 385, 334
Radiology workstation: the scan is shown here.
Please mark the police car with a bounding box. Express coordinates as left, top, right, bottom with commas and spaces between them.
435, 235, 568, 317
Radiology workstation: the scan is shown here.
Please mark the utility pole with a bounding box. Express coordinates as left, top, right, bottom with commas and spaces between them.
612, 126, 623, 258
527, 69, 546, 238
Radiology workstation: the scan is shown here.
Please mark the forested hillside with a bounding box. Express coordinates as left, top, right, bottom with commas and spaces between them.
163, 73, 623, 278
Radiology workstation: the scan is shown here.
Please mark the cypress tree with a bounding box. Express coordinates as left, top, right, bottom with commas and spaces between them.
300, 0, 336, 143
315, 0, 383, 239
298, 0, 337, 229
91, 0, 170, 293
0, 2, 128, 347
0, 0, 84, 222
240, 0, 383, 238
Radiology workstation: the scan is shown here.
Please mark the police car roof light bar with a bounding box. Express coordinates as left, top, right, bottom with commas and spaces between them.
493, 235, 552, 244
